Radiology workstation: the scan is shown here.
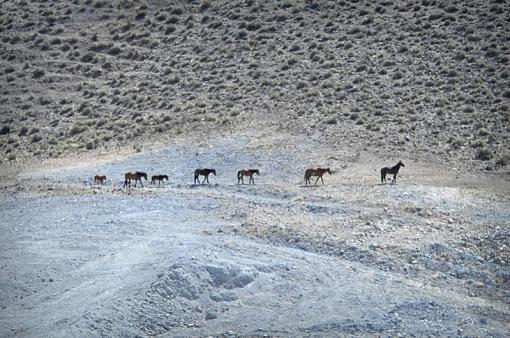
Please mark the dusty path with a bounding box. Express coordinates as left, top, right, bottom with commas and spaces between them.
1, 134, 509, 337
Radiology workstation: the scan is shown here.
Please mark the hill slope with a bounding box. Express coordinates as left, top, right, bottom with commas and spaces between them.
0, 0, 509, 170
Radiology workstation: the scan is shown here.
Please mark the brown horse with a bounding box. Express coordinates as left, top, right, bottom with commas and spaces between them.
304, 167, 331, 186
194, 168, 216, 184
151, 175, 168, 186
94, 175, 106, 186
123, 171, 147, 188
381, 161, 405, 184
237, 169, 259, 184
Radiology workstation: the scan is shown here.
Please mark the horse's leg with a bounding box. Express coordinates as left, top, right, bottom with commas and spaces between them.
315, 176, 320, 186
321, 175, 324, 185
393, 173, 397, 184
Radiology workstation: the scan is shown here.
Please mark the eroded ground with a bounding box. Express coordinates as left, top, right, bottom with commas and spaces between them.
1, 133, 509, 337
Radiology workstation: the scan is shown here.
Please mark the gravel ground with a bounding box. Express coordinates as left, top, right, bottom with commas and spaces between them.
1, 134, 509, 337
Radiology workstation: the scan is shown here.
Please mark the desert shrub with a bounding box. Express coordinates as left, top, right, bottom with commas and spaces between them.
356, 64, 367, 72
167, 75, 180, 84
296, 81, 307, 90
478, 128, 490, 136
447, 70, 458, 77
165, 25, 177, 34
107, 46, 122, 56
448, 137, 463, 149
39, 96, 52, 105
11, 126, 25, 139
325, 117, 337, 124
392, 71, 404, 80
237, 29, 248, 39
50, 37, 62, 45
444, 5, 457, 13
81, 52, 96, 63
246, 22, 261, 31
475, 148, 492, 161
101, 134, 113, 141
495, 154, 510, 167
32, 69, 45, 78
69, 124, 86, 136
30, 134, 42, 143
96, 119, 108, 127
89, 69, 102, 78
171, 7, 183, 15
167, 16, 179, 24
0, 126, 10, 135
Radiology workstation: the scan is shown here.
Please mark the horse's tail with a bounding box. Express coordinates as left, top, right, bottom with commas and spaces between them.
237, 170, 242, 179
380, 168, 385, 183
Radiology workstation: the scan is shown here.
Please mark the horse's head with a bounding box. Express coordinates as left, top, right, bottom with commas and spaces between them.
163, 175, 168, 180
212, 169, 216, 176
398, 161, 405, 167
326, 168, 332, 174
140, 172, 148, 180
254, 169, 260, 175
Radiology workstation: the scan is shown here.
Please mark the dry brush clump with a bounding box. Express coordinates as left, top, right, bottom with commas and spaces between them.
0, 0, 508, 170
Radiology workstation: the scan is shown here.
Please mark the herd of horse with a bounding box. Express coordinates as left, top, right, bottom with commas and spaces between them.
93, 161, 405, 188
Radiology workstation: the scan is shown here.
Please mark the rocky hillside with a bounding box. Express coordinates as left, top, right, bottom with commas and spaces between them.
0, 0, 508, 170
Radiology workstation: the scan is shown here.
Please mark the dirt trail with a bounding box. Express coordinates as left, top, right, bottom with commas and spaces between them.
1, 134, 509, 337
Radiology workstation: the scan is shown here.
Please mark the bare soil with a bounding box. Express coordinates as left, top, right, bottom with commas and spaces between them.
1, 131, 509, 337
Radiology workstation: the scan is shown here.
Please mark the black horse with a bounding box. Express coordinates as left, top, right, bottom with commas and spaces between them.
381, 161, 405, 184
237, 169, 259, 185
151, 175, 168, 186
194, 168, 216, 184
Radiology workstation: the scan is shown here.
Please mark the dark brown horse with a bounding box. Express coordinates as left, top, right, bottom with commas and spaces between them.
304, 167, 331, 186
123, 171, 147, 188
237, 169, 259, 185
94, 175, 106, 186
194, 168, 216, 184
151, 175, 168, 186
381, 161, 405, 184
